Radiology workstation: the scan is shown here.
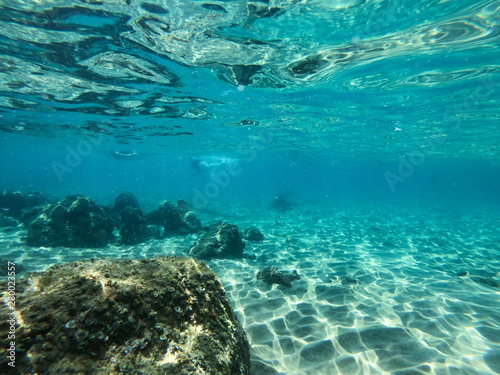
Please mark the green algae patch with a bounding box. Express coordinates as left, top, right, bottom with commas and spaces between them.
0, 256, 250, 375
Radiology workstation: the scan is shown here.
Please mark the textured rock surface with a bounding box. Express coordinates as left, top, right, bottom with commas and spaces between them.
0, 190, 48, 220
26, 195, 115, 248
188, 222, 245, 260
0, 257, 250, 375
160, 200, 203, 236
119, 206, 158, 245
113, 191, 140, 212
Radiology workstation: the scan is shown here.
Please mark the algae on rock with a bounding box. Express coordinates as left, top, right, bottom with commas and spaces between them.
0, 257, 250, 375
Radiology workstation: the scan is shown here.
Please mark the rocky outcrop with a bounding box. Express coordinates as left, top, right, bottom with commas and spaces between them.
256, 266, 300, 288
0, 257, 250, 375
26, 195, 115, 248
188, 222, 245, 260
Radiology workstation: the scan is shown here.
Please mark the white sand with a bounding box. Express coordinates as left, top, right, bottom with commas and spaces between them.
2, 202, 500, 374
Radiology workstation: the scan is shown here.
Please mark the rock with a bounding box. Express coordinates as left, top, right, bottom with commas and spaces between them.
188, 222, 245, 260
26, 195, 115, 248
243, 226, 264, 242
144, 209, 164, 226
20, 206, 46, 226
113, 191, 140, 212
119, 207, 153, 245
160, 201, 203, 236
0, 191, 49, 220
0, 257, 250, 375
256, 266, 300, 288
0, 212, 19, 227
269, 194, 294, 211
183, 211, 203, 233
0, 191, 26, 218
26, 191, 48, 207
176, 198, 193, 216
160, 200, 186, 235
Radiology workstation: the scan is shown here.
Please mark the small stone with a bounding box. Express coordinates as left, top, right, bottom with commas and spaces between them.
242, 226, 264, 242
256, 266, 300, 288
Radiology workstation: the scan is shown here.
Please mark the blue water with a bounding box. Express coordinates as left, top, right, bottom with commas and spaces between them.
1, 0, 500, 374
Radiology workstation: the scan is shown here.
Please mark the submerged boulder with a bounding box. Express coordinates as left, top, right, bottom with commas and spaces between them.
0, 256, 250, 375
256, 266, 300, 288
26, 195, 115, 248
176, 198, 193, 216
160, 200, 185, 235
188, 222, 245, 260
0, 190, 26, 219
183, 211, 203, 233
242, 226, 264, 242
269, 194, 294, 211
160, 200, 203, 236
113, 191, 140, 212
144, 208, 164, 226
0, 212, 19, 227
119, 207, 159, 245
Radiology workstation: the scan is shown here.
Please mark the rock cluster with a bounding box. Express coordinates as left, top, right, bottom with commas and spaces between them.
26, 195, 115, 248
0, 257, 250, 375
23, 192, 205, 247
0, 190, 48, 220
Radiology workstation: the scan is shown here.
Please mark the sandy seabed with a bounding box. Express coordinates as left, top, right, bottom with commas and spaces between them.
2, 202, 500, 375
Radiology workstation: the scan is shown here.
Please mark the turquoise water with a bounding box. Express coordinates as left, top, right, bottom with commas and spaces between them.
1, 0, 500, 374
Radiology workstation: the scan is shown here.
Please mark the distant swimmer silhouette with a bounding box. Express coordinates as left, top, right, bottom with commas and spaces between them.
109, 150, 140, 159
188, 156, 238, 178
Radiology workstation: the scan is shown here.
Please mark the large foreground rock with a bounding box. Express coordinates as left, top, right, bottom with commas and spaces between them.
0, 257, 250, 375
188, 222, 246, 260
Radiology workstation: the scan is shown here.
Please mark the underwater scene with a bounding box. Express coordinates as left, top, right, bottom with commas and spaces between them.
1, 0, 500, 374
